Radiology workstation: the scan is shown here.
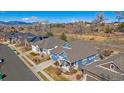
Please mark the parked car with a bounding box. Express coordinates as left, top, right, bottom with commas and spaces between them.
0, 59, 4, 64
0, 73, 6, 80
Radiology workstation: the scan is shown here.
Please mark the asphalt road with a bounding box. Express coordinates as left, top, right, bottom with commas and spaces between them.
0, 44, 39, 81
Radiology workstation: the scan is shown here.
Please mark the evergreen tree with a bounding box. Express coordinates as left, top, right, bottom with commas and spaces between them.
60, 33, 67, 41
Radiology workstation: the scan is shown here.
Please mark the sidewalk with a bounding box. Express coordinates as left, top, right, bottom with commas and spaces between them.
7, 43, 55, 81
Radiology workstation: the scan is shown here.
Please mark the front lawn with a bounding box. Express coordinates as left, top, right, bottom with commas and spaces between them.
44, 66, 69, 81
19, 47, 31, 52
37, 71, 49, 81
27, 53, 50, 65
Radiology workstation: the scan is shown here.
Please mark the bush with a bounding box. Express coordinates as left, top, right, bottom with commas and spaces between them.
46, 32, 54, 37
99, 54, 104, 59
90, 37, 94, 40
102, 49, 113, 57
55, 68, 61, 75
30, 52, 38, 56
60, 33, 67, 41
76, 74, 82, 80
54, 61, 60, 66
45, 56, 50, 60
71, 69, 77, 74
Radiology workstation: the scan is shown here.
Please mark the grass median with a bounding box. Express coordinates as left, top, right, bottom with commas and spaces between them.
37, 71, 49, 81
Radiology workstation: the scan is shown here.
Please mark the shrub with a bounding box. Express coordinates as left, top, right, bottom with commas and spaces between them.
60, 33, 67, 41
46, 32, 54, 37
76, 74, 82, 80
54, 61, 60, 66
55, 68, 61, 75
99, 54, 104, 59
71, 69, 77, 74
102, 49, 113, 57
30, 52, 38, 56
90, 37, 95, 40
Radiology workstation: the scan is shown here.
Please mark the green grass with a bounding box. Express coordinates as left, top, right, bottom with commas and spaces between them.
30, 52, 39, 56
37, 71, 49, 81
44, 66, 69, 81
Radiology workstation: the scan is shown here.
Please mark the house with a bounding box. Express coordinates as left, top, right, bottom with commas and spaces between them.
51, 40, 99, 72
3, 32, 17, 43
0, 32, 5, 42
24, 35, 48, 48
2, 32, 48, 49
32, 37, 65, 56
2, 32, 36, 45
13, 32, 48, 49
83, 53, 124, 81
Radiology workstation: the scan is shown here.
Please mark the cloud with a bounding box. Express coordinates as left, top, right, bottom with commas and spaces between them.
21, 16, 39, 22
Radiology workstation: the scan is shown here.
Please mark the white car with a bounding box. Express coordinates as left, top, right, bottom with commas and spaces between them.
0, 59, 4, 63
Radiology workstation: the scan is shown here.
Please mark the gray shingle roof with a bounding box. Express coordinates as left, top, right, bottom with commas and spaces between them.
53, 40, 98, 62
33, 37, 65, 49
84, 53, 124, 81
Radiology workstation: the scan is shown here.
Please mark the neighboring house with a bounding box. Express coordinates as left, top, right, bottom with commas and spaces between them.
3, 32, 16, 43
32, 37, 65, 56
24, 34, 48, 48
83, 53, 124, 81
0, 32, 5, 42
2, 32, 48, 48
51, 40, 99, 72
2, 32, 35, 45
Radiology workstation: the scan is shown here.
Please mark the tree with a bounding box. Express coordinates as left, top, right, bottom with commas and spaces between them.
105, 26, 113, 33
92, 12, 106, 32
115, 11, 124, 22
20, 27, 24, 31
60, 33, 67, 41
117, 22, 124, 31
10, 27, 17, 32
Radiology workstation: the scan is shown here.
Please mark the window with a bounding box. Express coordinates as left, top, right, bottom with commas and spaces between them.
59, 51, 69, 61
62, 42, 72, 49
110, 64, 115, 70
51, 53, 59, 61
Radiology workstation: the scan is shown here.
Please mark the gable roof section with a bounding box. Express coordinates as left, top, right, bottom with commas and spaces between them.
33, 37, 65, 49
53, 40, 98, 62
30, 35, 49, 43
83, 53, 124, 80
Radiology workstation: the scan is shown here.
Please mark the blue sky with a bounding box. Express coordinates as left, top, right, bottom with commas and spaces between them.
0, 11, 119, 23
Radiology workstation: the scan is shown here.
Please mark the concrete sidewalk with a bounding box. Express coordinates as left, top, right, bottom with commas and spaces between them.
8, 44, 55, 81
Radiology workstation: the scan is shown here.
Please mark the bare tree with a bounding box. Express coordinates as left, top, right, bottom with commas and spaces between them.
91, 12, 106, 32
115, 11, 124, 22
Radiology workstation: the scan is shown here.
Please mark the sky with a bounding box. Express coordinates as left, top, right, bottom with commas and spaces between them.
0, 11, 120, 23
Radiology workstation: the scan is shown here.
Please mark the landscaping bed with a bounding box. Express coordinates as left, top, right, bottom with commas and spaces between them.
27, 53, 50, 65
44, 66, 68, 81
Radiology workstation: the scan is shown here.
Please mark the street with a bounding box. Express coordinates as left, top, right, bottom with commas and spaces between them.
0, 44, 39, 81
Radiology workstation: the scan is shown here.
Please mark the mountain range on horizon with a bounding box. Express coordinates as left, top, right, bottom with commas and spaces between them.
0, 21, 33, 25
